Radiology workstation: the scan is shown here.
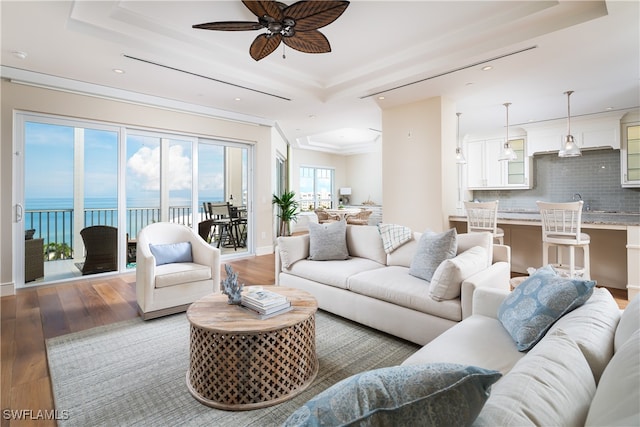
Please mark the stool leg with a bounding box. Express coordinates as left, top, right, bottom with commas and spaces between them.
569, 246, 575, 278
583, 245, 591, 280
543, 242, 550, 267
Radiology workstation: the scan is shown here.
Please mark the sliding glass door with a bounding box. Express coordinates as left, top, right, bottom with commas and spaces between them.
15, 113, 253, 287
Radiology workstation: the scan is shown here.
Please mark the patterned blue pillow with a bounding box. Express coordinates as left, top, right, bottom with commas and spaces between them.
409, 228, 458, 282
282, 363, 501, 427
149, 241, 193, 266
498, 266, 596, 351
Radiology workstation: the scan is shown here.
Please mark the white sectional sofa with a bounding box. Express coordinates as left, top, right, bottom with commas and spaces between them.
275, 224, 511, 345
403, 286, 640, 426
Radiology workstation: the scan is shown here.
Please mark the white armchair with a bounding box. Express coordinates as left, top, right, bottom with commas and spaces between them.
136, 222, 220, 320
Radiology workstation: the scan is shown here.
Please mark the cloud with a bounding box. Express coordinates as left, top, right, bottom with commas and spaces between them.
127, 145, 192, 191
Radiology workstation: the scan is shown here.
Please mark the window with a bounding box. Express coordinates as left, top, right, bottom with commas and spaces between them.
299, 167, 334, 210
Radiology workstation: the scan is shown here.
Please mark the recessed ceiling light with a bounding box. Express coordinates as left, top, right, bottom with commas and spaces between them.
465, 82, 474, 86
112, 68, 125, 74
605, 107, 613, 110
481, 65, 493, 71
378, 96, 385, 100
235, 97, 241, 101
12, 51, 27, 60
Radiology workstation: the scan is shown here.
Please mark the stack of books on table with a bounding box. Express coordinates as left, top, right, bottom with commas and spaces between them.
241, 289, 292, 318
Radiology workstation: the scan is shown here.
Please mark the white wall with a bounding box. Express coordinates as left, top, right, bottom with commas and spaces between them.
381, 96, 458, 232
345, 148, 383, 206
0, 80, 275, 295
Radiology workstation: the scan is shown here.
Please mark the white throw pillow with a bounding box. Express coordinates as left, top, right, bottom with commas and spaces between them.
615, 293, 640, 352
429, 246, 487, 301
585, 331, 640, 427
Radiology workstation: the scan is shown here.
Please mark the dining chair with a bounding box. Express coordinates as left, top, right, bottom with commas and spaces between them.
207, 203, 238, 250
463, 200, 505, 244
537, 200, 590, 279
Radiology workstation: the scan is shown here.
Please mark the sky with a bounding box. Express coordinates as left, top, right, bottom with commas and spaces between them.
25, 121, 226, 207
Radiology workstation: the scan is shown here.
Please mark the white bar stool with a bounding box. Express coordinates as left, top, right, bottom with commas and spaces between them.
464, 200, 505, 244
536, 200, 591, 279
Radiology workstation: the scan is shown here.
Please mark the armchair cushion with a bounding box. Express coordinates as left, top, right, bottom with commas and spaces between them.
154, 263, 212, 288
149, 241, 192, 265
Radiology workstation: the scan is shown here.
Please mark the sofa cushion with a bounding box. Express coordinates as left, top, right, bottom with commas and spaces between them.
429, 246, 488, 301
283, 363, 501, 427
585, 331, 640, 427
615, 293, 640, 352
473, 329, 596, 427
548, 287, 621, 382
308, 220, 349, 261
497, 266, 596, 351
149, 241, 193, 266
346, 225, 387, 265
387, 232, 421, 267
154, 262, 211, 288
348, 266, 462, 321
402, 314, 525, 375
377, 223, 413, 254
286, 258, 385, 290
409, 229, 458, 282
277, 234, 310, 269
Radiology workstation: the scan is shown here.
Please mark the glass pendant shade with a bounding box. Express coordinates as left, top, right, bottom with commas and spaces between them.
499, 102, 517, 161
559, 90, 581, 158
455, 112, 467, 164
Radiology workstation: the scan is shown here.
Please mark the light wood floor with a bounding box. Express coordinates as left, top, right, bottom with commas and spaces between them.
1, 253, 628, 427
1, 255, 275, 427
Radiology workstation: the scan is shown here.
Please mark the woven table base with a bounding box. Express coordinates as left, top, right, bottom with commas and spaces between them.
187, 313, 318, 410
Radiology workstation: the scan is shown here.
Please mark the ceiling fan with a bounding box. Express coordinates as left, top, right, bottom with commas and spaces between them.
193, 0, 350, 61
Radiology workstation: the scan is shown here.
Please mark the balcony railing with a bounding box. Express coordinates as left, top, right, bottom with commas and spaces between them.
25, 206, 201, 261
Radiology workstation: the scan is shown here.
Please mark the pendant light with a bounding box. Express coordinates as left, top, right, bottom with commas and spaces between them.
558, 90, 581, 157
498, 102, 517, 161
455, 112, 467, 164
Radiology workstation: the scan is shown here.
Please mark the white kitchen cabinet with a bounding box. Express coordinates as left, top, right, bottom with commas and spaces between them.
466, 137, 531, 190
621, 122, 640, 188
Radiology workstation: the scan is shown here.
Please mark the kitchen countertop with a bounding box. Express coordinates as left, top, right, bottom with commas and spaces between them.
450, 210, 640, 227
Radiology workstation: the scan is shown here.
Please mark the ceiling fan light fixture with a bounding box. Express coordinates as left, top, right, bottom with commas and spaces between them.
499, 102, 517, 161
559, 90, 582, 158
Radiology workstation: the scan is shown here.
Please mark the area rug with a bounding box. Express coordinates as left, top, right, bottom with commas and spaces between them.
46, 311, 420, 427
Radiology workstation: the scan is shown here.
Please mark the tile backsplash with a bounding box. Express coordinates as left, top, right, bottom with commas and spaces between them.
473, 149, 640, 213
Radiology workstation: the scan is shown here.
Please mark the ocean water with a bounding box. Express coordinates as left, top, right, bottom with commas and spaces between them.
25, 197, 219, 246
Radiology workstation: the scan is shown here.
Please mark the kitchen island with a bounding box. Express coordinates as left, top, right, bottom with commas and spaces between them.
449, 211, 640, 300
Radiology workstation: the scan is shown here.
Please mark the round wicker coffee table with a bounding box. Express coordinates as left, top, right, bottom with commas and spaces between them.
186, 287, 318, 411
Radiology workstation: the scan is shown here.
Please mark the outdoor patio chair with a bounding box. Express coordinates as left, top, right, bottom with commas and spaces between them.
79, 225, 118, 275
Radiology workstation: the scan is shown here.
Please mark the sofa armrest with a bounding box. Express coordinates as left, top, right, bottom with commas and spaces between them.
460, 261, 510, 319
492, 244, 511, 264
472, 287, 510, 318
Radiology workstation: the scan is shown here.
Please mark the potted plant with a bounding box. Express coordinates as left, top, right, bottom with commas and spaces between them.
272, 190, 299, 237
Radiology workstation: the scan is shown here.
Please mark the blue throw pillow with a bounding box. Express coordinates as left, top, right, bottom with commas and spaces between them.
409, 228, 457, 282
498, 265, 596, 351
149, 241, 193, 266
282, 363, 501, 427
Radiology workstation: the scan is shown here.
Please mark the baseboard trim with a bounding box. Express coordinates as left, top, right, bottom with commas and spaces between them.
255, 245, 274, 256
1, 281, 16, 297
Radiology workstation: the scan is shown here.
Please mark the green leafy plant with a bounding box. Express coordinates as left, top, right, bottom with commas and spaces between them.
44, 242, 73, 260
272, 190, 299, 237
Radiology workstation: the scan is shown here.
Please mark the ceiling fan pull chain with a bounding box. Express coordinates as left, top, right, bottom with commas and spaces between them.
282, 44, 286, 59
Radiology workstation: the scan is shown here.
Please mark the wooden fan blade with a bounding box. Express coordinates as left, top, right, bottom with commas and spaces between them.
192, 21, 262, 31
284, 0, 349, 31
250, 33, 282, 60
242, 0, 284, 21
283, 30, 330, 54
